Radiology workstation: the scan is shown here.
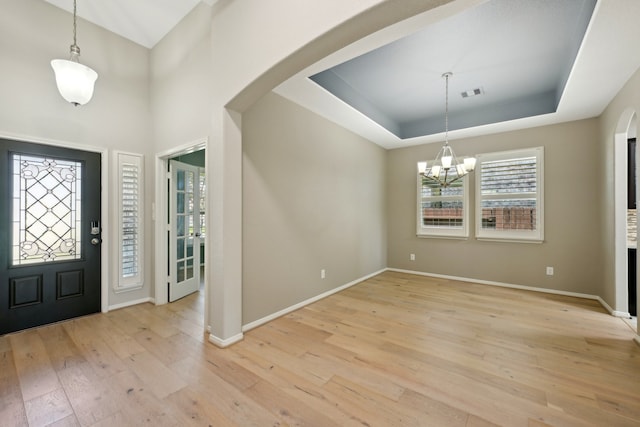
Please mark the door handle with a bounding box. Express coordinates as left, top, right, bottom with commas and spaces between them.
91, 237, 101, 245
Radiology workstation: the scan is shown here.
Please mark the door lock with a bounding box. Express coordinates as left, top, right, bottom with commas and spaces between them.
91, 221, 100, 235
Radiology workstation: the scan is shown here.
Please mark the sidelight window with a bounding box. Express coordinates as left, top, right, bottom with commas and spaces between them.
115, 152, 144, 291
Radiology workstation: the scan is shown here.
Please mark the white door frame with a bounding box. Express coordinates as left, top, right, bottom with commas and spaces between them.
154, 139, 208, 307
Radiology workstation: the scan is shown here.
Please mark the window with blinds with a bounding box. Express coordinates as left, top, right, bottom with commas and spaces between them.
115, 152, 144, 291
417, 167, 469, 238
121, 164, 139, 278
475, 147, 544, 242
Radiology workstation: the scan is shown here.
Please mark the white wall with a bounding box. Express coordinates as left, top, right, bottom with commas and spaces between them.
0, 0, 154, 308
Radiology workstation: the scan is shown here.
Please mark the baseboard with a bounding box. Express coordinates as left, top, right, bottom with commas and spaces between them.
387, 268, 609, 308
242, 268, 387, 333
108, 297, 153, 311
634, 335, 640, 347
209, 332, 243, 348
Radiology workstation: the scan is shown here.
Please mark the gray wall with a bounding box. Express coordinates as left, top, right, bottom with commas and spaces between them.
387, 119, 603, 295
242, 92, 387, 324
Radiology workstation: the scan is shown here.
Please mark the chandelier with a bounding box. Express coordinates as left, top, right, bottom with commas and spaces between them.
51, 0, 98, 106
418, 72, 475, 187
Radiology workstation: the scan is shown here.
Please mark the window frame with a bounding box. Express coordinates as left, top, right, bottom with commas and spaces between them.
416, 168, 470, 239
474, 147, 544, 243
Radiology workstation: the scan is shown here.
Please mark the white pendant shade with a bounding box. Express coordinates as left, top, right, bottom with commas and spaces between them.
51, 59, 98, 106
417, 161, 427, 174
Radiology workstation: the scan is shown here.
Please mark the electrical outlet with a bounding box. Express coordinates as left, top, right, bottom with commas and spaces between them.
546, 266, 554, 276
321, 269, 326, 279
410, 253, 415, 261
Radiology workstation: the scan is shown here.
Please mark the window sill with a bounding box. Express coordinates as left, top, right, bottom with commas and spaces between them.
417, 234, 469, 240
475, 237, 544, 244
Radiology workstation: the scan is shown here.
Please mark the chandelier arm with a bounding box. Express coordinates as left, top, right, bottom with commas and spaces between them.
447, 174, 464, 186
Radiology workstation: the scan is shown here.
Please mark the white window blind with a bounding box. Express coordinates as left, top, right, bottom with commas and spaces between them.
115, 152, 144, 291
121, 164, 139, 278
417, 167, 469, 238
475, 147, 544, 242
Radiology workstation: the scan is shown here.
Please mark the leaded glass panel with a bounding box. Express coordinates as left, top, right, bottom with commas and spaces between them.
12, 154, 82, 265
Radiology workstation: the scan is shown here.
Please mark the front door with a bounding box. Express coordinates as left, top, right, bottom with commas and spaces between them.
168, 160, 201, 302
0, 139, 101, 335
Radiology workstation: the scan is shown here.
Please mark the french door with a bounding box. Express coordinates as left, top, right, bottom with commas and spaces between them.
0, 139, 101, 335
168, 160, 201, 302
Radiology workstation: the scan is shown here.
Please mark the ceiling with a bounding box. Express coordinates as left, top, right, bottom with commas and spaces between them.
42, 0, 640, 149
309, 0, 596, 140
277, 0, 640, 148
43, 0, 216, 49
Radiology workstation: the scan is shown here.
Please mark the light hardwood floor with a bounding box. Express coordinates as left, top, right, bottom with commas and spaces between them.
1, 271, 639, 426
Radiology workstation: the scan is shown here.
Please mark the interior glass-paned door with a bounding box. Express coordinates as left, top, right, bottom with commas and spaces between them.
169, 160, 200, 302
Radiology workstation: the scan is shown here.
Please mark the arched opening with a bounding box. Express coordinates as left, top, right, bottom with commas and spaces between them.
614, 109, 638, 322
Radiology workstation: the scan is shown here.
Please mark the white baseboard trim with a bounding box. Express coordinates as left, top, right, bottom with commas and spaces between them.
242, 268, 387, 333
634, 335, 640, 347
387, 268, 610, 308
107, 297, 154, 312
209, 332, 244, 348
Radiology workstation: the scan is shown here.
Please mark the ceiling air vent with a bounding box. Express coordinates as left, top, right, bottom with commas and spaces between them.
461, 88, 484, 98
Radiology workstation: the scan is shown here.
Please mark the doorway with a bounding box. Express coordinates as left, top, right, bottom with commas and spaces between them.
615, 111, 638, 319
0, 138, 102, 334
168, 154, 205, 302
153, 142, 207, 310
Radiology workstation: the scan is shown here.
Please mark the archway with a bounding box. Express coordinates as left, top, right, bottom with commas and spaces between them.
614, 109, 638, 320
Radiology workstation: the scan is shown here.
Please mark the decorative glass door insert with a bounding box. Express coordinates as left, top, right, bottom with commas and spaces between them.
11, 153, 82, 265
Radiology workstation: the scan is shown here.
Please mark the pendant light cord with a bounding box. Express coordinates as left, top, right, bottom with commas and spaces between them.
72, 0, 77, 48
444, 72, 450, 146
69, 0, 81, 59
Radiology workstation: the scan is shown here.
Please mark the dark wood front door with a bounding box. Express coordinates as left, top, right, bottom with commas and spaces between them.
0, 139, 101, 335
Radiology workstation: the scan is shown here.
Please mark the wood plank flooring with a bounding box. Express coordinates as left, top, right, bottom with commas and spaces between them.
1, 271, 639, 426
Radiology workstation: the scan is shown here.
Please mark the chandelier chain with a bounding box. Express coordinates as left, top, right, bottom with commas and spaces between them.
444, 72, 449, 145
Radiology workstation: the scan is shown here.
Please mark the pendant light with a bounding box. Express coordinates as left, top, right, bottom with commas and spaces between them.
51, 0, 98, 106
418, 72, 476, 187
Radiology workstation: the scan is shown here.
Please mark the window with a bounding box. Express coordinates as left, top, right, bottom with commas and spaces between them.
417, 167, 469, 238
475, 147, 544, 242
114, 152, 144, 291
